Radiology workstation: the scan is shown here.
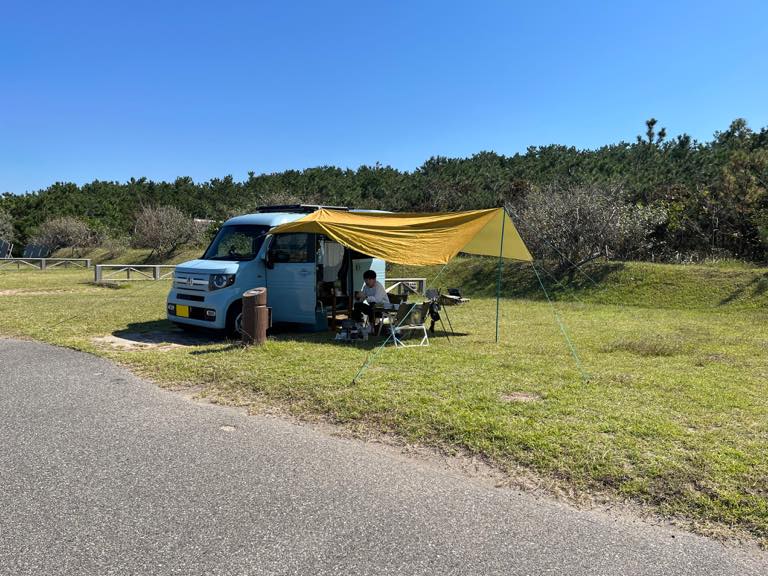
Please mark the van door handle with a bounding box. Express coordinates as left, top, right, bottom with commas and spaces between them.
299, 270, 311, 276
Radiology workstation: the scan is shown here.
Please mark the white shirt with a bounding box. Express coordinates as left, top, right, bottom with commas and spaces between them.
360, 280, 388, 304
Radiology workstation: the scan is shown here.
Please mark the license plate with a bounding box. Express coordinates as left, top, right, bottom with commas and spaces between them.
176, 305, 190, 318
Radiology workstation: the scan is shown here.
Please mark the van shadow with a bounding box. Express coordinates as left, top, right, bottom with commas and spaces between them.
112, 320, 221, 348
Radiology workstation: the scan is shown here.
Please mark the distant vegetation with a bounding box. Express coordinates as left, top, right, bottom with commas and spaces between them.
2, 118, 767, 263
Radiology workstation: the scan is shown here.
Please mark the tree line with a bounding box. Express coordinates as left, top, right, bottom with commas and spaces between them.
1, 118, 767, 263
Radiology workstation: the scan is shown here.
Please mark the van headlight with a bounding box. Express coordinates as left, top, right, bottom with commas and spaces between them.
209, 273, 235, 290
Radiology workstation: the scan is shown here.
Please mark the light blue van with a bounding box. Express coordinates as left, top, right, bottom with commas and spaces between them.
166, 205, 386, 335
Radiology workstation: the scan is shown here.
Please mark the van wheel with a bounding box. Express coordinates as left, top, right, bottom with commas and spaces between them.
225, 301, 242, 340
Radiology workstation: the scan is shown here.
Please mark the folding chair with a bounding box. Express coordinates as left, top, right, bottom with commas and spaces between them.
389, 302, 429, 348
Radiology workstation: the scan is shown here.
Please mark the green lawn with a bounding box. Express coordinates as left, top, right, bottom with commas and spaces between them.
1, 259, 767, 544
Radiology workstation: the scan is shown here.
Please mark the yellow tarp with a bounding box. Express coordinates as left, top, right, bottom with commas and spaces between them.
269, 208, 533, 265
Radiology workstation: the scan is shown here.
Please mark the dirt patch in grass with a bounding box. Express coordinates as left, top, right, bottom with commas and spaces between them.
93, 330, 216, 351
0, 289, 74, 297
500, 392, 542, 403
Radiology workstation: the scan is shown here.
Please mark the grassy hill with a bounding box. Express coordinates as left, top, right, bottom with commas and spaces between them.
391, 258, 768, 310
51, 247, 204, 266
47, 247, 768, 309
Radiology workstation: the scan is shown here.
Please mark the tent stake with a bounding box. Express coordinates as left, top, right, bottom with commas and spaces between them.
495, 209, 506, 343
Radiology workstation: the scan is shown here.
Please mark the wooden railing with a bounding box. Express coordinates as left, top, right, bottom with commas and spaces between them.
385, 277, 427, 296
94, 264, 176, 282
0, 258, 92, 270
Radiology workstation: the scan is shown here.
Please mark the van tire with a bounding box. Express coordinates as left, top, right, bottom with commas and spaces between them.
225, 301, 242, 340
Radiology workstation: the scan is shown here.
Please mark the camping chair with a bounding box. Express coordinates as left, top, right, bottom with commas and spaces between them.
387, 302, 429, 348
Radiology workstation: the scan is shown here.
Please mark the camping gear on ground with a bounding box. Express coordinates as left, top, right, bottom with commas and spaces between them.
241, 287, 270, 345
335, 318, 369, 342
424, 289, 455, 339
441, 288, 470, 306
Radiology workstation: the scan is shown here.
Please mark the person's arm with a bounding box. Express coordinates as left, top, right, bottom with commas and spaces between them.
374, 282, 388, 304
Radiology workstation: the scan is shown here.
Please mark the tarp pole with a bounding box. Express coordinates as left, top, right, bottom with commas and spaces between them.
495, 209, 506, 343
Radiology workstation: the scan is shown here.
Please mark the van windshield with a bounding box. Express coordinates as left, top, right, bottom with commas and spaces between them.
202, 225, 271, 261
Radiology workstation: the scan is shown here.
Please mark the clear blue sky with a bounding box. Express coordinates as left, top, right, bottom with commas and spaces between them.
2, 0, 767, 194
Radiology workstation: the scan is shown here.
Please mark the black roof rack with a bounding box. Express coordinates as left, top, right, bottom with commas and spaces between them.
255, 204, 349, 214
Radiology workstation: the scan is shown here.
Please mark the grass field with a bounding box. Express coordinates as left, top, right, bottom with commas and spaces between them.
1, 257, 767, 544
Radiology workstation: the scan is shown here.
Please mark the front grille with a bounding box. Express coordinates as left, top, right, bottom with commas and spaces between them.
174, 273, 209, 292
177, 293, 205, 302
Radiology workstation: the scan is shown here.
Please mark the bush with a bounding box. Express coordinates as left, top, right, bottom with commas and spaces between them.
509, 184, 667, 276
30, 216, 93, 256
0, 209, 14, 244
132, 205, 201, 258
101, 234, 130, 259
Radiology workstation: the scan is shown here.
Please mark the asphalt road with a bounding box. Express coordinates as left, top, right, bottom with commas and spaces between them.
1, 339, 766, 576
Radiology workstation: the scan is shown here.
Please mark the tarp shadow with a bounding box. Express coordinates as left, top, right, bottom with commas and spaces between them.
110, 320, 469, 354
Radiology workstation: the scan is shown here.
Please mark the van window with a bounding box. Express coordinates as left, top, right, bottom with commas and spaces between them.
270, 233, 314, 263
203, 225, 270, 261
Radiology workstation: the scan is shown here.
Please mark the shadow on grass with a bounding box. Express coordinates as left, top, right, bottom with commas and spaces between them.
189, 343, 244, 355
113, 319, 469, 353
718, 271, 768, 306
270, 327, 469, 348
113, 320, 220, 347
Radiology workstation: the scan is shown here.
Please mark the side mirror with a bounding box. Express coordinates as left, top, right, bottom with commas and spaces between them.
262, 235, 275, 269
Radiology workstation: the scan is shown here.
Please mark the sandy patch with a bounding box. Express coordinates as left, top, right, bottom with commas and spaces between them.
500, 392, 542, 403
92, 330, 216, 351
0, 289, 73, 297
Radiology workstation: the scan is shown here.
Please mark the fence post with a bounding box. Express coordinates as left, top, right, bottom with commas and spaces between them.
40, 259, 46, 270
153, 266, 160, 280
95, 265, 101, 282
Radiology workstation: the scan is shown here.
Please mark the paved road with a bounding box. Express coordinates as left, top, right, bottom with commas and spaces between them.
1, 339, 766, 575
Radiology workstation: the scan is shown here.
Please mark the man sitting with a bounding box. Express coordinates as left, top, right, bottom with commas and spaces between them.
352, 270, 388, 333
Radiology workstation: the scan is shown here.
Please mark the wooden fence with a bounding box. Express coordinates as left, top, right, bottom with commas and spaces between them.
0, 258, 92, 270
94, 264, 176, 282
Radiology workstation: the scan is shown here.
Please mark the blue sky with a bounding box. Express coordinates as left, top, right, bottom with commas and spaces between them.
2, 0, 767, 194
